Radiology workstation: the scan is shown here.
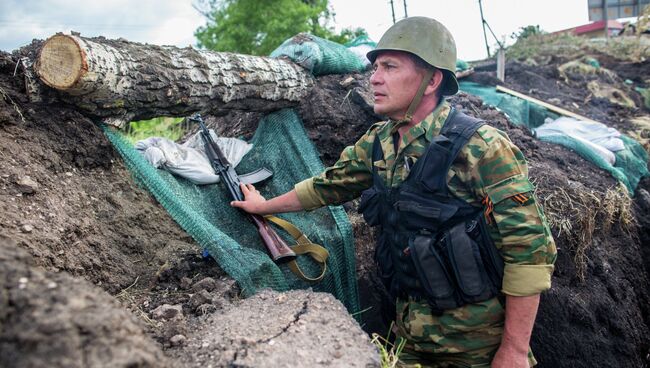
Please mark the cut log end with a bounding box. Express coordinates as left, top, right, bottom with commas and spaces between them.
36, 34, 86, 90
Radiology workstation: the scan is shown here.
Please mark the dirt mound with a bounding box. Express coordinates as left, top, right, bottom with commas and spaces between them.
0, 236, 172, 368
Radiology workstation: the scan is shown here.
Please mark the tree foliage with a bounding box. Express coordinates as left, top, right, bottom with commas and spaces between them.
511, 25, 545, 41
194, 0, 366, 55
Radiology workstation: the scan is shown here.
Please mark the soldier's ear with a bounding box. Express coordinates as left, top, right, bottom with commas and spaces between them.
424, 69, 444, 96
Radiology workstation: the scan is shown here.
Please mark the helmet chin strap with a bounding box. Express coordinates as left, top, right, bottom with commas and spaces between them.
401, 69, 434, 124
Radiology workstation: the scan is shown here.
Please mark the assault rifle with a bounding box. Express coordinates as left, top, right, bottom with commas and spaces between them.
189, 114, 296, 263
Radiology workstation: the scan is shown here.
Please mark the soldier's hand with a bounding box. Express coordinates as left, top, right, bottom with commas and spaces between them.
231, 183, 267, 214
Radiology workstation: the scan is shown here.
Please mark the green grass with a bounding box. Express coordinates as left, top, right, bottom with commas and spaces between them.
123, 116, 187, 144
506, 32, 650, 62
370, 322, 412, 368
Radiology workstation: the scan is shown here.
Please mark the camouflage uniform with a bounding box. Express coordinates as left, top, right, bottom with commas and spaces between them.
295, 101, 557, 367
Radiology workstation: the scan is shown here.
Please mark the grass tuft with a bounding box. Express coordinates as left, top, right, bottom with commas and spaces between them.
538, 180, 637, 281
371, 322, 411, 368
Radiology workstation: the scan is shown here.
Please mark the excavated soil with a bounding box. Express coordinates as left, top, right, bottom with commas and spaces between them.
1, 38, 650, 368
0, 48, 378, 368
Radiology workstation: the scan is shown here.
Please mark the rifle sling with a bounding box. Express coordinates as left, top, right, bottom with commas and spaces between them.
265, 215, 329, 283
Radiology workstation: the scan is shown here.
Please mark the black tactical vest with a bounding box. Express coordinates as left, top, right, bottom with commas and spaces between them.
358, 108, 504, 314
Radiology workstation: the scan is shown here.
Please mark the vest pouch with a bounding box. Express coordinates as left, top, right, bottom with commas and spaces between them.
359, 187, 383, 226
409, 233, 459, 311
473, 216, 505, 290
394, 190, 459, 230
417, 135, 452, 192
445, 223, 491, 299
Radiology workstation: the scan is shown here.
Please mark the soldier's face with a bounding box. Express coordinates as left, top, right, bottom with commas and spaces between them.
370, 51, 426, 120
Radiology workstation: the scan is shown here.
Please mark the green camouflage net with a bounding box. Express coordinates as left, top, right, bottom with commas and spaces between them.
104, 109, 360, 314
534, 133, 649, 193
459, 81, 557, 129
270, 33, 367, 76
459, 81, 649, 194
345, 35, 376, 48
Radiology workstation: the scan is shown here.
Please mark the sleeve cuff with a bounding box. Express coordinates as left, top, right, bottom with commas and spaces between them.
501, 264, 554, 296
294, 178, 324, 211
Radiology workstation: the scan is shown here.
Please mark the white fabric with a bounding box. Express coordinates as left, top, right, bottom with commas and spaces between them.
135, 130, 252, 185
534, 117, 625, 165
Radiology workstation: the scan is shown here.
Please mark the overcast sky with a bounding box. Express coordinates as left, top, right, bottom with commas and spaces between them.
0, 0, 594, 60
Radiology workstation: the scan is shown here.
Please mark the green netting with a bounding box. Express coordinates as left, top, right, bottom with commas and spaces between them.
459, 81, 649, 194
345, 35, 376, 48
456, 60, 470, 71
270, 33, 367, 76
584, 57, 601, 68
459, 81, 559, 129
104, 108, 360, 314
533, 134, 648, 193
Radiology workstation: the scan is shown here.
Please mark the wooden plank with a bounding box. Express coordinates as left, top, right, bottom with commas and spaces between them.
496, 49, 505, 82
456, 68, 475, 79
495, 85, 601, 124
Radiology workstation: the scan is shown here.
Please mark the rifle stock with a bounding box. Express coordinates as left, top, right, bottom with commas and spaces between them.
251, 215, 296, 263
191, 114, 296, 263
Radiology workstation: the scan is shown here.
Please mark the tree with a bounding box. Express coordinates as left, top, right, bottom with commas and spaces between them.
511, 25, 545, 41
33, 34, 315, 126
194, 0, 366, 55
327, 27, 368, 45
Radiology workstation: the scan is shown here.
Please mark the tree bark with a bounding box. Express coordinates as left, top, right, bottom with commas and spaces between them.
34, 34, 315, 127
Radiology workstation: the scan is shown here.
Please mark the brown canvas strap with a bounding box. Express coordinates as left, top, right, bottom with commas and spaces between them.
403, 69, 435, 122
265, 215, 329, 282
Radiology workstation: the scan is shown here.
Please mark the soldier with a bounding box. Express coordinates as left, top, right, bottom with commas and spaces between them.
232, 17, 556, 368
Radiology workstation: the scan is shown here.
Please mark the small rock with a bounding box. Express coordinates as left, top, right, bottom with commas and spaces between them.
316, 357, 331, 365
196, 303, 217, 315
217, 278, 239, 299
339, 76, 355, 87
65, 172, 73, 177
190, 289, 213, 310
192, 277, 217, 292
333, 351, 343, 359
16, 176, 39, 194
180, 277, 192, 290
20, 224, 33, 233
46, 281, 57, 289
170, 334, 187, 346
240, 337, 256, 345
151, 304, 183, 320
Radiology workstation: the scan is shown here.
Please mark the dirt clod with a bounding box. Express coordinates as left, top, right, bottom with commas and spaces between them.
15, 175, 38, 194
152, 304, 183, 320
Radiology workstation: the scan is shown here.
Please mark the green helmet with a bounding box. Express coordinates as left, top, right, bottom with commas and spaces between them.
367, 17, 458, 96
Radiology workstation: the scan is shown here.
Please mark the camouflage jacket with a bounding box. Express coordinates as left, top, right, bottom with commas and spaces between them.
294, 101, 556, 349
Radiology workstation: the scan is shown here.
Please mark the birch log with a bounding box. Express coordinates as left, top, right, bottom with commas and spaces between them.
34, 34, 315, 127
